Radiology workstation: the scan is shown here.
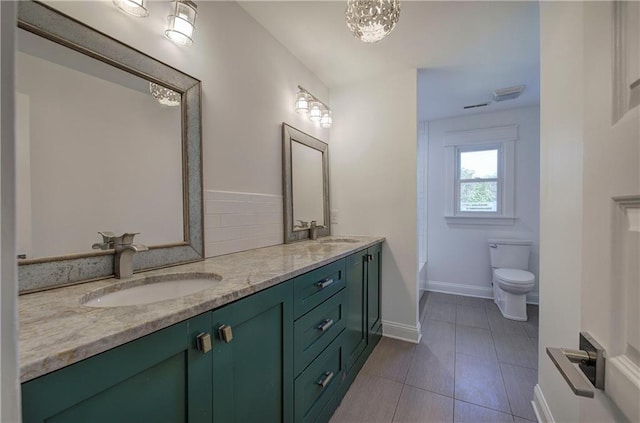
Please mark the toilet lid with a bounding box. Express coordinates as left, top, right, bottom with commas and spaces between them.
495, 268, 535, 284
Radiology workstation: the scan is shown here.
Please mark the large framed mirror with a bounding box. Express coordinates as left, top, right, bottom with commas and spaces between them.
17, 1, 203, 292
282, 124, 330, 243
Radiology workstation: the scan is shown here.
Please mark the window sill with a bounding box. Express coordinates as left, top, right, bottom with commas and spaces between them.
444, 215, 516, 225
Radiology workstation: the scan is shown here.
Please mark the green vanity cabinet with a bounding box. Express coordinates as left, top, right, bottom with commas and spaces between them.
21, 312, 213, 423
21, 242, 383, 423
343, 251, 367, 371
211, 280, 294, 423
367, 243, 383, 342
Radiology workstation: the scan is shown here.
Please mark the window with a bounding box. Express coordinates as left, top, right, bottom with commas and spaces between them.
456, 146, 501, 213
444, 125, 517, 225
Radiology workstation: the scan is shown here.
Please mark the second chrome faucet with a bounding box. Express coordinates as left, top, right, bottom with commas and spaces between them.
92, 232, 148, 279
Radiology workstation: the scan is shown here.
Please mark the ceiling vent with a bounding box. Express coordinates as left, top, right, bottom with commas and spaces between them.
463, 102, 490, 110
493, 85, 525, 102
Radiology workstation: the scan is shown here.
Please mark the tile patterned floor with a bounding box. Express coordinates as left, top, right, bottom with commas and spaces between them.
330, 291, 539, 423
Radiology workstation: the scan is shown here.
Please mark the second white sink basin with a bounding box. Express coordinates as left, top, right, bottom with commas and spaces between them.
82, 272, 222, 307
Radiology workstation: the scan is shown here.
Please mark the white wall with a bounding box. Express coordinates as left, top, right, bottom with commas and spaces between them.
538, 2, 638, 422
424, 106, 540, 301
330, 69, 420, 342
42, 1, 330, 257
0, 1, 21, 420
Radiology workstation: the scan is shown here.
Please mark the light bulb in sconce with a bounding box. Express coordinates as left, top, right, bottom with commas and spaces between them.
295, 90, 309, 114
320, 110, 332, 129
309, 102, 322, 123
165, 0, 198, 46
113, 0, 149, 17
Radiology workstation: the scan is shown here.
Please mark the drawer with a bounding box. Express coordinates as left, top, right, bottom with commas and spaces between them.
294, 290, 346, 376
294, 336, 344, 423
294, 259, 346, 319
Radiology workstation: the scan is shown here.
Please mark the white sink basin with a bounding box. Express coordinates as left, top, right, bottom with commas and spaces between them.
82, 272, 222, 307
318, 238, 360, 244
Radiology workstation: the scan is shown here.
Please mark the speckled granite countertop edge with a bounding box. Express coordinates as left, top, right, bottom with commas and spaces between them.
18, 236, 385, 382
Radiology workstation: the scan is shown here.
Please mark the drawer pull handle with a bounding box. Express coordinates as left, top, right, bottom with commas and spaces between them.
317, 319, 334, 332
315, 278, 334, 289
317, 371, 334, 388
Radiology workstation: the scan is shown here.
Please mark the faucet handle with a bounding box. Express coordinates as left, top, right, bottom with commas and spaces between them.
115, 233, 140, 245
92, 231, 117, 250
97, 231, 116, 243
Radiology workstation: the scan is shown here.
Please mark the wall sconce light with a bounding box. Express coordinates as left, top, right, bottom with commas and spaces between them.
320, 110, 333, 129
113, 0, 149, 17
295, 89, 310, 114
165, 0, 198, 46
295, 86, 332, 128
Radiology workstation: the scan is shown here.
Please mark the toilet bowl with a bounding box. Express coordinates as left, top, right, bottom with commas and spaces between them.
489, 239, 536, 321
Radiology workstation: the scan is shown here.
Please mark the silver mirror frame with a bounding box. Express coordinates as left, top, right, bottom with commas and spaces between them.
282, 123, 330, 243
17, 1, 204, 292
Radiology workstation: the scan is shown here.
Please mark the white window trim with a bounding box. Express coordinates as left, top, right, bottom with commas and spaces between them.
444, 125, 517, 225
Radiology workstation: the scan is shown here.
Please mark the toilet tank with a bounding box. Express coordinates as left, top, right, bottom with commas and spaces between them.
488, 239, 532, 270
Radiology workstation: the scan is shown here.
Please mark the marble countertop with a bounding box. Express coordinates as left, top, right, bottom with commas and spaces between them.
18, 235, 384, 382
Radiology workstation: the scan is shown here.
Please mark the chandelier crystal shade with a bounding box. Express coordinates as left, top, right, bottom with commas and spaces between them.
345, 0, 401, 43
149, 82, 181, 107
165, 0, 198, 46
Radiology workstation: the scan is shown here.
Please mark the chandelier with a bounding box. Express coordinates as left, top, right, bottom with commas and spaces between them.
149, 83, 181, 107
345, 0, 401, 43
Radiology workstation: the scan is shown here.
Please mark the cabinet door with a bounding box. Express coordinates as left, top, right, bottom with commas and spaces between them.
211, 280, 294, 423
22, 313, 213, 423
367, 243, 382, 338
343, 251, 367, 371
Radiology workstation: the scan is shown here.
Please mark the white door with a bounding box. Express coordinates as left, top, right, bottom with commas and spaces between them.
538, 1, 640, 422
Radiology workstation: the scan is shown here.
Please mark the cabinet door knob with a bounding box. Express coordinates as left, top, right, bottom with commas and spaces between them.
367, 254, 373, 262
196, 332, 212, 354
317, 371, 334, 388
218, 324, 233, 343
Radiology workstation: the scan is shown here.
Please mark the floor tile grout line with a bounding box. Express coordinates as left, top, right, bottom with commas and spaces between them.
454, 397, 517, 419
390, 381, 407, 423
491, 324, 516, 417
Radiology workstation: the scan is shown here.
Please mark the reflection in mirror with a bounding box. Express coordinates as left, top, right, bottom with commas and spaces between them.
16, 28, 184, 260
291, 140, 324, 229
282, 124, 330, 243
17, 1, 203, 293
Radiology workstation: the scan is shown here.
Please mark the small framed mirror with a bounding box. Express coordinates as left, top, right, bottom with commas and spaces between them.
282, 124, 330, 243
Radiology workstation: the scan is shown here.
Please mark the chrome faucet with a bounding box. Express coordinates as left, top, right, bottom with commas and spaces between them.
309, 220, 324, 240
114, 233, 148, 279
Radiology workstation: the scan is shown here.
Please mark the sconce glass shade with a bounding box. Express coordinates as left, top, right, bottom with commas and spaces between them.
165, 0, 198, 46
295, 90, 309, 114
309, 102, 322, 122
113, 0, 149, 17
149, 82, 181, 106
345, 0, 401, 43
320, 110, 333, 129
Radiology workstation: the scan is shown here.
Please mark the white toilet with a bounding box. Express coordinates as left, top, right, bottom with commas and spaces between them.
488, 239, 535, 321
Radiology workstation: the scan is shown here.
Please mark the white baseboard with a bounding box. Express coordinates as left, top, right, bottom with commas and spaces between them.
382, 320, 421, 344
532, 384, 554, 423
424, 280, 539, 305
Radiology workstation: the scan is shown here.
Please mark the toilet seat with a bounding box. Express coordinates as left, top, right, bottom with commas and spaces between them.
495, 268, 535, 284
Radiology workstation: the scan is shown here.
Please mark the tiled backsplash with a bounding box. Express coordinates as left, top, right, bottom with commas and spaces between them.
204, 190, 283, 257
